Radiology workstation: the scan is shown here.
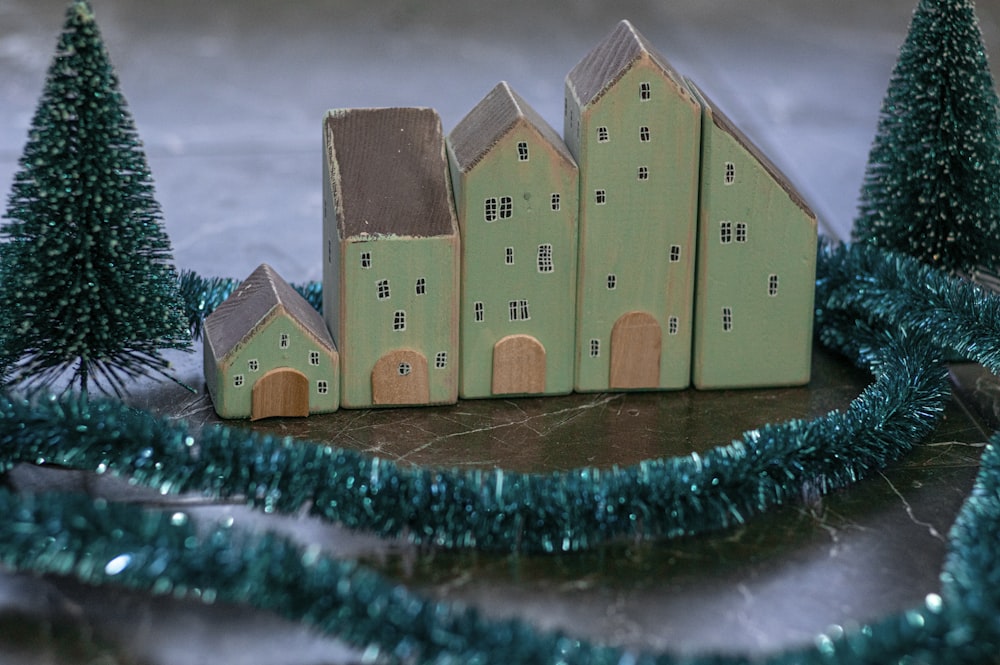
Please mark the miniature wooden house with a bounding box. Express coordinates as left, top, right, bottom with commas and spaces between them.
322, 107, 460, 408
564, 19, 702, 392
203, 263, 340, 420
686, 81, 817, 389
447, 82, 580, 398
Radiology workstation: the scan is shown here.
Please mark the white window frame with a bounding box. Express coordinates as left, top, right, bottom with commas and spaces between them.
736, 222, 748, 243
597, 126, 609, 143
505, 247, 515, 265
508, 300, 530, 321
595, 189, 607, 205
639, 126, 651, 142
279, 333, 290, 349
725, 162, 736, 185
669, 245, 681, 263
474, 301, 485, 323
376, 279, 391, 300
551, 193, 561, 211
397, 362, 412, 376
607, 274, 617, 290
768, 274, 780, 297
668, 316, 679, 335
720, 221, 733, 244
485, 197, 498, 222
360, 252, 372, 269
248, 359, 260, 372
415, 277, 426, 296
317, 380, 329, 395
499, 196, 513, 219
233, 374, 245, 388
393, 310, 406, 332
537, 244, 553, 273
640, 82, 651, 101
435, 352, 448, 369
589, 339, 600, 358
638, 166, 649, 181
309, 350, 320, 366
517, 141, 529, 162
722, 307, 733, 332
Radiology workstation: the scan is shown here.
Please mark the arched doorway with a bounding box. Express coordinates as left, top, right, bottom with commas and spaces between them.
251, 367, 310, 420
371, 349, 430, 406
610, 311, 661, 389
492, 334, 546, 395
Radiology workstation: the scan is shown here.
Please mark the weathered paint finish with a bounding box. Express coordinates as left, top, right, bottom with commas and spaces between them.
689, 82, 817, 389
566, 54, 701, 392
448, 88, 578, 399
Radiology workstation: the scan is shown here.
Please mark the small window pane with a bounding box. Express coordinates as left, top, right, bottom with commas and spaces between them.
233, 374, 245, 388
725, 162, 736, 185
505, 247, 515, 265
640, 82, 651, 100
768, 274, 780, 297
309, 350, 320, 366
435, 352, 448, 369
248, 359, 260, 372
537, 244, 553, 273
499, 196, 513, 219
668, 316, 679, 335
736, 222, 748, 243
595, 189, 606, 205
377, 279, 391, 300
360, 252, 372, 269
722, 307, 733, 332
607, 274, 617, 290
415, 278, 426, 295
669, 245, 681, 262
474, 301, 485, 322
597, 126, 609, 143
638, 166, 649, 181
485, 197, 498, 222
393, 311, 406, 331
397, 362, 411, 376
639, 126, 651, 142
517, 141, 529, 161
279, 333, 290, 349
317, 380, 329, 395
551, 193, 561, 211
589, 339, 600, 358
720, 221, 733, 244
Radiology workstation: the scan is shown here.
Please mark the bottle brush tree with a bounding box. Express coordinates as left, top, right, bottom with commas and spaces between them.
853, 0, 1000, 276
0, 0, 190, 395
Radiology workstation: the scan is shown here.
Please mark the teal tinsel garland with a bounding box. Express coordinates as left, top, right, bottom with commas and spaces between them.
1, 241, 1000, 662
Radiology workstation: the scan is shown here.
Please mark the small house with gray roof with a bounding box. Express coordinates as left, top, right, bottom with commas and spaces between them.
203, 263, 339, 420
565, 19, 702, 393
447, 82, 579, 398
322, 107, 460, 408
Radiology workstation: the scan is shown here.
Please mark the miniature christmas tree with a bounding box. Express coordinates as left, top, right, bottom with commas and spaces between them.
0, 1, 190, 395
853, 0, 1000, 275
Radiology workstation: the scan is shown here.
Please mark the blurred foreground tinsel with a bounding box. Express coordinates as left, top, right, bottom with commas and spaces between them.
0, 241, 999, 662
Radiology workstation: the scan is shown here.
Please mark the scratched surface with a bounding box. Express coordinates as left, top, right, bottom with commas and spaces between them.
1, 0, 999, 662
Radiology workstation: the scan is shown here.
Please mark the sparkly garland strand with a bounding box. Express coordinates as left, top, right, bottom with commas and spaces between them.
1, 241, 1000, 661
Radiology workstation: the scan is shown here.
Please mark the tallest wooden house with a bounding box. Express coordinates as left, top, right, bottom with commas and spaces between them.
565, 20, 702, 392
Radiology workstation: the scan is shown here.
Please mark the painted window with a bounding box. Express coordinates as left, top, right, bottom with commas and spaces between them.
317, 380, 329, 395
505, 247, 515, 265
639, 126, 651, 142
722, 307, 733, 332
537, 244, 553, 273
485, 197, 498, 222
517, 141, 529, 162
279, 333, 290, 349
397, 362, 411, 376
597, 126, 609, 143
736, 222, 748, 243
595, 189, 607, 205
725, 162, 736, 185
393, 310, 406, 332
668, 316, 679, 335
474, 301, 485, 322
768, 274, 780, 297
551, 193, 561, 211
607, 274, 617, 290
360, 252, 372, 269
670, 245, 682, 262
589, 339, 601, 358
233, 374, 244, 388
720, 221, 733, 244
248, 359, 259, 372
309, 350, 320, 366
435, 352, 448, 369
508, 300, 530, 321
640, 82, 651, 100
376, 279, 391, 300
499, 196, 513, 219
638, 166, 649, 181
415, 277, 426, 295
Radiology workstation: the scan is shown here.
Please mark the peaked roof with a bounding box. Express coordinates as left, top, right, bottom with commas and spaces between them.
324, 107, 458, 240
448, 81, 576, 174
685, 78, 815, 219
566, 19, 686, 108
204, 263, 335, 361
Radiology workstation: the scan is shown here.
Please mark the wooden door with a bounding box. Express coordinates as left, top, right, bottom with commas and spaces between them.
610, 311, 661, 389
371, 349, 430, 406
492, 334, 546, 395
251, 367, 310, 420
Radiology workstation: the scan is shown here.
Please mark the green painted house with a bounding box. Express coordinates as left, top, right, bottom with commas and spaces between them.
564, 20, 702, 392
447, 82, 579, 398
322, 107, 460, 408
686, 81, 817, 389
203, 263, 339, 420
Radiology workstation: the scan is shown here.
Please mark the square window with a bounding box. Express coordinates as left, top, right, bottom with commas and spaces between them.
668, 316, 679, 335
639, 126, 651, 142
485, 197, 498, 222
505, 247, 515, 265
393, 310, 406, 331
607, 274, 617, 290
669, 245, 681, 262
309, 350, 320, 366
279, 333, 290, 349
360, 252, 372, 269
736, 222, 748, 243
415, 277, 426, 295
638, 166, 649, 181
597, 126, 609, 143
722, 307, 733, 332
589, 339, 600, 358
317, 380, 329, 395
595, 189, 606, 205
551, 193, 561, 211
725, 162, 736, 185
768, 274, 780, 297
376, 279, 391, 300
720, 221, 733, 244
640, 82, 651, 100
474, 301, 485, 322
499, 196, 513, 219
517, 141, 529, 161
537, 244, 553, 273
233, 374, 245, 388
435, 352, 448, 369
248, 359, 260, 372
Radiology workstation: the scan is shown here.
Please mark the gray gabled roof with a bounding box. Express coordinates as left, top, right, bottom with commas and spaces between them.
566, 20, 686, 109
685, 78, 815, 219
449, 81, 576, 174
204, 263, 335, 362
324, 107, 459, 240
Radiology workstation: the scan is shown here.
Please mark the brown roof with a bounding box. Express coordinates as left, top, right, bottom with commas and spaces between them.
566, 20, 686, 108
204, 263, 335, 361
685, 78, 815, 218
448, 81, 576, 174
324, 107, 458, 239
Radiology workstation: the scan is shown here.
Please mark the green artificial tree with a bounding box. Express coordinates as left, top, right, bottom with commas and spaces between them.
0, 1, 190, 395
853, 0, 1000, 275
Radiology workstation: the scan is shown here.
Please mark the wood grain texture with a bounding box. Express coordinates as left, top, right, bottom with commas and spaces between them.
491, 334, 546, 395
609, 311, 661, 389
371, 349, 431, 406
251, 367, 310, 420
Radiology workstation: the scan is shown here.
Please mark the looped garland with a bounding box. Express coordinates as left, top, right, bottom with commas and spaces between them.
0, 241, 999, 662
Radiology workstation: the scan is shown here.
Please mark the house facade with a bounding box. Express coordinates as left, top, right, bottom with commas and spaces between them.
447, 82, 579, 398
322, 107, 460, 408
687, 81, 817, 389
203, 263, 339, 420
565, 20, 702, 392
